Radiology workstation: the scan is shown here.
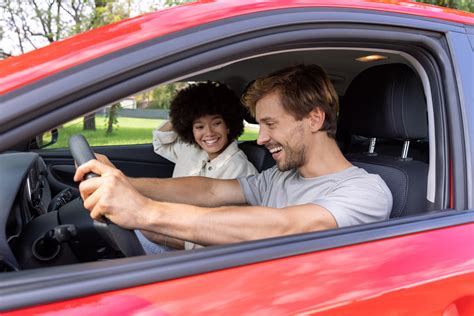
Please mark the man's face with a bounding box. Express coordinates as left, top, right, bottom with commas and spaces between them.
256, 91, 307, 171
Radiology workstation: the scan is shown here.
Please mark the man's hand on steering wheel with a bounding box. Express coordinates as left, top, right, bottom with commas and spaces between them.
74, 159, 152, 230
69, 134, 145, 257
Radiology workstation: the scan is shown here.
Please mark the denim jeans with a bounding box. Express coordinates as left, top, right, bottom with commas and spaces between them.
135, 230, 172, 254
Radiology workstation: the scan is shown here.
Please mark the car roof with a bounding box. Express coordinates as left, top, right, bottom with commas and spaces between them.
0, 0, 472, 96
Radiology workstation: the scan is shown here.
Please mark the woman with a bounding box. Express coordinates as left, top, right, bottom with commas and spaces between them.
138, 81, 257, 252
153, 81, 257, 179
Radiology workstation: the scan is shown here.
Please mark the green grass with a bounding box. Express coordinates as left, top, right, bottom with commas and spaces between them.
239, 130, 258, 141
48, 116, 259, 149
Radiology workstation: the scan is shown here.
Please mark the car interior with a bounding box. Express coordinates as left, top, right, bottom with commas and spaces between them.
235, 61, 430, 219
1, 47, 439, 272
192, 49, 433, 218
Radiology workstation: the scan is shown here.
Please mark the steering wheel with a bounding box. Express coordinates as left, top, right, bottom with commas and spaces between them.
69, 134, 145, 257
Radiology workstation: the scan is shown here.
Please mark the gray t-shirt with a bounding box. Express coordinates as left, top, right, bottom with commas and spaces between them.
238, 166, 392, 228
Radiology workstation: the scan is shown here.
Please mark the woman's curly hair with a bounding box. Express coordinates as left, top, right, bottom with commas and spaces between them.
170, 81, 245, 145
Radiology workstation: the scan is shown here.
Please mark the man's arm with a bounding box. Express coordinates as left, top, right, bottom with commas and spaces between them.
129, 176, 245, 207
92, 154, 246, 207
141, 202, 337, 246
75, 159, 337, 246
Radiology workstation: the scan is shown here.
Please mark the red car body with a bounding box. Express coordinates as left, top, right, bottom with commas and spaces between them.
0, 1, 473, 315
0, 0, 472, 95
7, 224, 474, 315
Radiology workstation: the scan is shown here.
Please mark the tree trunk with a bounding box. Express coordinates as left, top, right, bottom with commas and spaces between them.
106, 104, 119, 134
83, 113, 96, 130
106, 109, 114, 134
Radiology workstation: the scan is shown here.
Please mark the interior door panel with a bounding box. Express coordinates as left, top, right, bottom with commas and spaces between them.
36, 144, 175, 196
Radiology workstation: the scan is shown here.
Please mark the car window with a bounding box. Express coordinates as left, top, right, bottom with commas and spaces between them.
43, 82, 259, 149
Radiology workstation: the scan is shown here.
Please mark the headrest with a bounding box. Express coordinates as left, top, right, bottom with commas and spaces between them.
239, 141, 275, 172
343, 63, 427, 140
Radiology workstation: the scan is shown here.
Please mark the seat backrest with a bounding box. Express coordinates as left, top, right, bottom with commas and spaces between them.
349, 155, 429, 218
239, 141, 275, 172
342, 63, 429, 218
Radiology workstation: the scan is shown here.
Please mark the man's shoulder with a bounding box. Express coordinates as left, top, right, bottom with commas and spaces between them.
333, 166, 380, 184
334, 166, 392, 200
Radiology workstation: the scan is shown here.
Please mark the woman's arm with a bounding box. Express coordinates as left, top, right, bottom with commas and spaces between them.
152, 121, 183, 163
158, 120, 173, 132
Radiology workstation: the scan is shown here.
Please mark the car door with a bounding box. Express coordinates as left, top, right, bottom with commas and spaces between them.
1, 3, 473, 314
39, 144, 173, 195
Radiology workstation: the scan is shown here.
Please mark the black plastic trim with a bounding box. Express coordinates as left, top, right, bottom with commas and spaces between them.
0, 153, 39, 270
445, 30, 473, 208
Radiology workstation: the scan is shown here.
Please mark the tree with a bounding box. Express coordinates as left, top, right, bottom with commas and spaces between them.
0, 0, 194, 133
105, 103, 121, 135
1, 0, 96, 130
414, 0, 473, 12
84, 0, 134, 132
0, 0, 95, 55
0, 0, 194, 131
147, 83, 181, 110
162, 0, 195, 8
83, 0, 107, 131
0, 0, 135, 131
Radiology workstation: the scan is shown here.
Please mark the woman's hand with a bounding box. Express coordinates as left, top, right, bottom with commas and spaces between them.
158, 120, 173, 132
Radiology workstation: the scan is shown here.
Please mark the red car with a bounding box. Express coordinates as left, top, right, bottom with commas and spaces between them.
1, 0, 473, 314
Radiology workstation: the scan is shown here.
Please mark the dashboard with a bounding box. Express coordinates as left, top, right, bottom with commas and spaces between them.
6, 155, 51, 244
0, 153, 119, 272
0, 153, 47, 271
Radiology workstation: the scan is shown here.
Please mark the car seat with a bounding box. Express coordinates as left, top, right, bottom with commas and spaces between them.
239, 141, 275, 172
341, 63, 429, 218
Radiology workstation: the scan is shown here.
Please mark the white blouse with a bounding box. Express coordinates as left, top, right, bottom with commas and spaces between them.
152, 129, 257, 179
152, 129, 258, 250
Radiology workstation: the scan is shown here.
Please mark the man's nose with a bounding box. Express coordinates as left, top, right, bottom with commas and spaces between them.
256, 129, 269, 145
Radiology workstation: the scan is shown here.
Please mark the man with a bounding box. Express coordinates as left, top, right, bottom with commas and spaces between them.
74, 64, 392, 248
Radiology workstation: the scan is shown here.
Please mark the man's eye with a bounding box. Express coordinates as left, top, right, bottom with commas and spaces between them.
213, 121, 222, 126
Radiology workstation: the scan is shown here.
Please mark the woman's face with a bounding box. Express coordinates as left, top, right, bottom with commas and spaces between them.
192, 114, 230, 159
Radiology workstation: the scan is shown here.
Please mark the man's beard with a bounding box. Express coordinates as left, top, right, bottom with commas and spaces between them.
276, 142, 306, 172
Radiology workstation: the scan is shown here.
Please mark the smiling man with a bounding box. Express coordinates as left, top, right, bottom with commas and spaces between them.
75, 64, 392, 249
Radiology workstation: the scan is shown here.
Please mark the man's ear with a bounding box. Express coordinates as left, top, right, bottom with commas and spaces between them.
308, 107, 325, 132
